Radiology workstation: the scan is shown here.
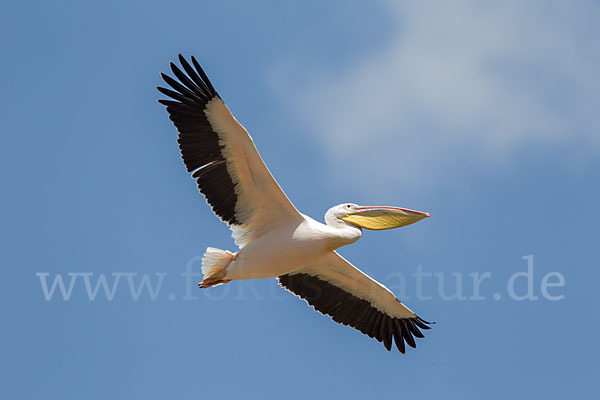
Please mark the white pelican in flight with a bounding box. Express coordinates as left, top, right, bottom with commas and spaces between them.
158, 55, 433, 353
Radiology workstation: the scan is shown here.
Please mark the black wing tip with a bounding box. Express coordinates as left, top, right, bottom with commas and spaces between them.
157, 55, 240, 226
159, 72, 173, 86
168, 60, 185, 77
417, 316, 436, 324
156, 85, 171, 96
278, 273, 432, 355
157, 55, 219, 103
414, 316, 436, 329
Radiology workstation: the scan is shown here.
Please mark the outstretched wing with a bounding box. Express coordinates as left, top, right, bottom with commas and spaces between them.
278, 251, 434, 353
158, 55, 301, 247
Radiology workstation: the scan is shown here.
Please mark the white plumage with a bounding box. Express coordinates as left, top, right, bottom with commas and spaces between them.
158, 55, 433, 353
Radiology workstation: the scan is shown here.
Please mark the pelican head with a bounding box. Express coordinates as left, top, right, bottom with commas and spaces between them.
330, 203, 430, 230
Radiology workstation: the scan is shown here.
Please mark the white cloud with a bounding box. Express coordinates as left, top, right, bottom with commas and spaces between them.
271, 0, 600, 194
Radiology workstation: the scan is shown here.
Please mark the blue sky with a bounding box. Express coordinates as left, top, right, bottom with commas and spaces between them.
2, 1, 599, 399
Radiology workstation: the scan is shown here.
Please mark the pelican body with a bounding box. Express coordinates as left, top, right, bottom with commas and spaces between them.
226, 213, 356, 280
225, 205, 427, 281
158, 55, 433, 354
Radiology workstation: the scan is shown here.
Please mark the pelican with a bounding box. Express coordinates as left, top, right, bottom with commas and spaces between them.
157, 55, 433, 353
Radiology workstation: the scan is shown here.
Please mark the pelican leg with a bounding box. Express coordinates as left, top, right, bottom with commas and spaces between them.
198, 278, 231, 288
